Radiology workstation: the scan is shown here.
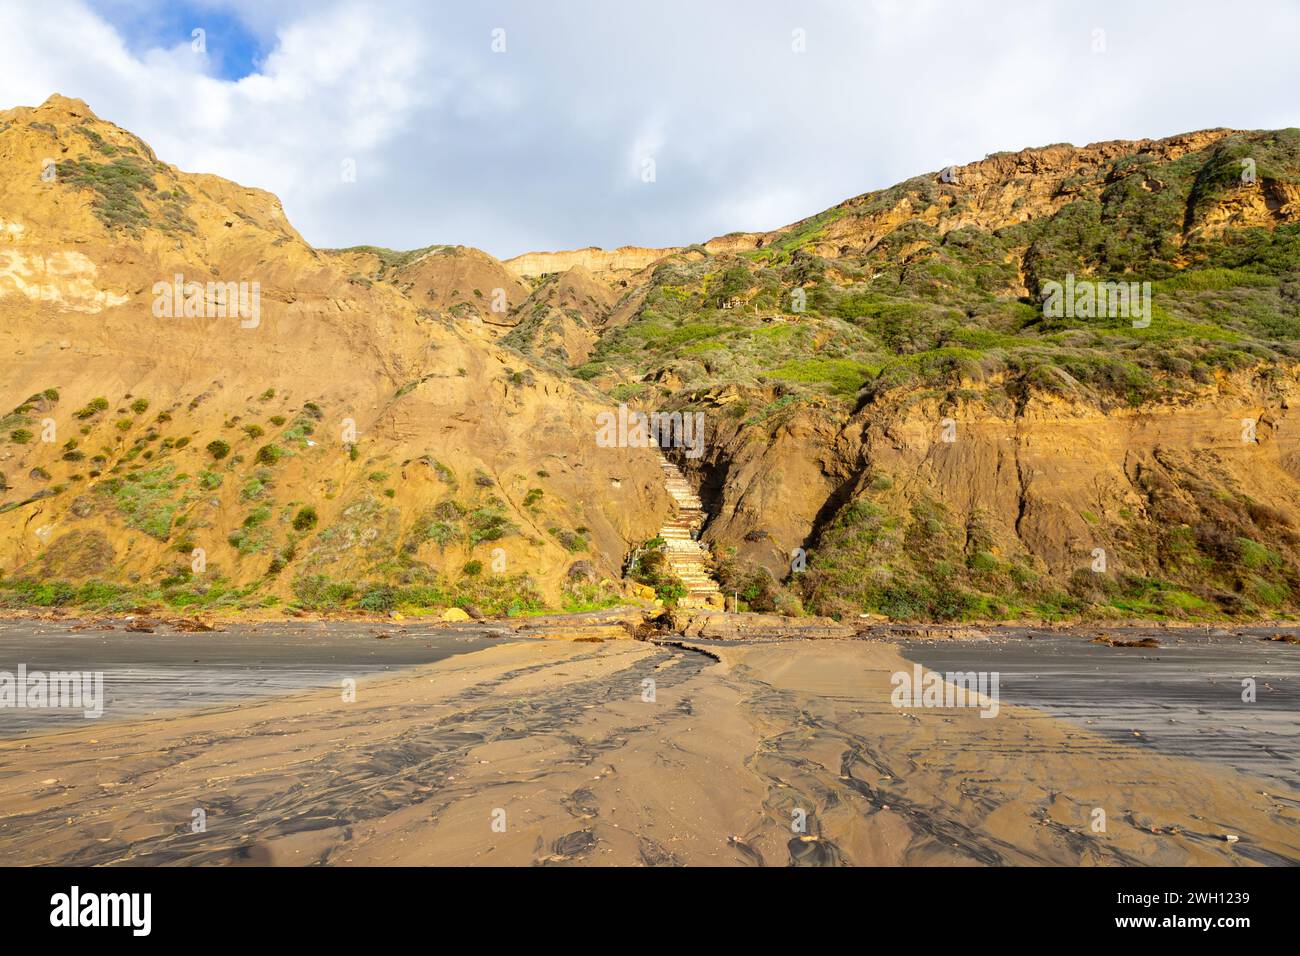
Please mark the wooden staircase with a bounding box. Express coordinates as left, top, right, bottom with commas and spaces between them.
656, 449, 723, 609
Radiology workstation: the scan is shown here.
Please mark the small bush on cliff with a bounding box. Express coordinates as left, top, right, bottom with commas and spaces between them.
548, 527, 588, 552
255, 444, 284, 465
292, 574, 357, 610
356, 584, 397, 612
627, 541, 687, 606
74, 397, 109, 419
712, 556, 783, 613
292, 506, 319, 531
467, 506, 517, 544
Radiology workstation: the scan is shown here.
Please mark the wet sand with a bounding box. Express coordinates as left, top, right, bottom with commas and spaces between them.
0, 617, 504, 735
904, 629, 1300, 793
1, 627, 1297, 866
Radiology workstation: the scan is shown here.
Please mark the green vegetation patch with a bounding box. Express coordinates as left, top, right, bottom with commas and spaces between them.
94, 465, 182, 540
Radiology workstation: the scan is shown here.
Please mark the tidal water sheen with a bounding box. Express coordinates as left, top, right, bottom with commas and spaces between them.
904, 628, 1300, 792
0, 618, 505, 736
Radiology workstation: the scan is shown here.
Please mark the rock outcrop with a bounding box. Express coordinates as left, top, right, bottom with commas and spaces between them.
504, 246, 681, 283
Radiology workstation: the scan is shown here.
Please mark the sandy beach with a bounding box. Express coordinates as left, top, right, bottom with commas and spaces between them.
1, 629, 1296, 866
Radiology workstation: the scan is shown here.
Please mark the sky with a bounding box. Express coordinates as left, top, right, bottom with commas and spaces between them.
1, 0, 1297, 259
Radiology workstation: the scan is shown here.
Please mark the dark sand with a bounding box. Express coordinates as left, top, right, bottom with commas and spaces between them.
0, 620, 1297, 866
0, 617, 506, 735
904, 628, 1300, 792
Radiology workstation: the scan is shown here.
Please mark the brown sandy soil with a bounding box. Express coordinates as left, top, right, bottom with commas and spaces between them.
0, 638, 1296, 866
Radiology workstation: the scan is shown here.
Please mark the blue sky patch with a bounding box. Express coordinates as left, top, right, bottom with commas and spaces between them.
87, 0, 266, 80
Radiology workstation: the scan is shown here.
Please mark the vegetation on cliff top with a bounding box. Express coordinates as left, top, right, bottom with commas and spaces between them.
5, 116, 1300, 622
578, 130, 1300, 415
563, 129, 1300, 622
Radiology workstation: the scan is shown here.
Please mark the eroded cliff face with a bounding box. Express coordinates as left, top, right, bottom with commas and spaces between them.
678, 366, 1300, 618
0, 96, 667, 613
542, 123, 1300, 620
504, 246, 682, 284
3, 96, 1298, 620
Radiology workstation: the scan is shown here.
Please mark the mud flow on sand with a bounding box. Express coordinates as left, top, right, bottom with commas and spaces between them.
0, 622, 1296, 867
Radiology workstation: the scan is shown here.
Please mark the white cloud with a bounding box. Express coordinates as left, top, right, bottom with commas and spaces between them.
1, 0, 1297, 258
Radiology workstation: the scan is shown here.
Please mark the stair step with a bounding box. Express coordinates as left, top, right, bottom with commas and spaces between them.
649, 448, 723, 602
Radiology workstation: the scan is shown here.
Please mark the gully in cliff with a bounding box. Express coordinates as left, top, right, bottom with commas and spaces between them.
595, 402, 705, 459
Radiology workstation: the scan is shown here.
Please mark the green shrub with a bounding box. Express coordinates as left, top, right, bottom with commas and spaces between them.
467, 507, 517, 543
74, 397, 109, 419
227, 518, 271, 555
292, 574, 357, 610
292, 506, 319, 531
628, 543, 687, 606
240, 469, 273, 501
356, 584, 397, 613
206, 439, 230, 460
56, 156, 170, 232
0, 580, 76, 607
255, 444, 283, 465
96, 465, 180, 540
549, 527, 588, 552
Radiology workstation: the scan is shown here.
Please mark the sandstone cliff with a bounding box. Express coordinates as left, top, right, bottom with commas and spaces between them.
0, 96, 667, 615
4, 96, 1299, 622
